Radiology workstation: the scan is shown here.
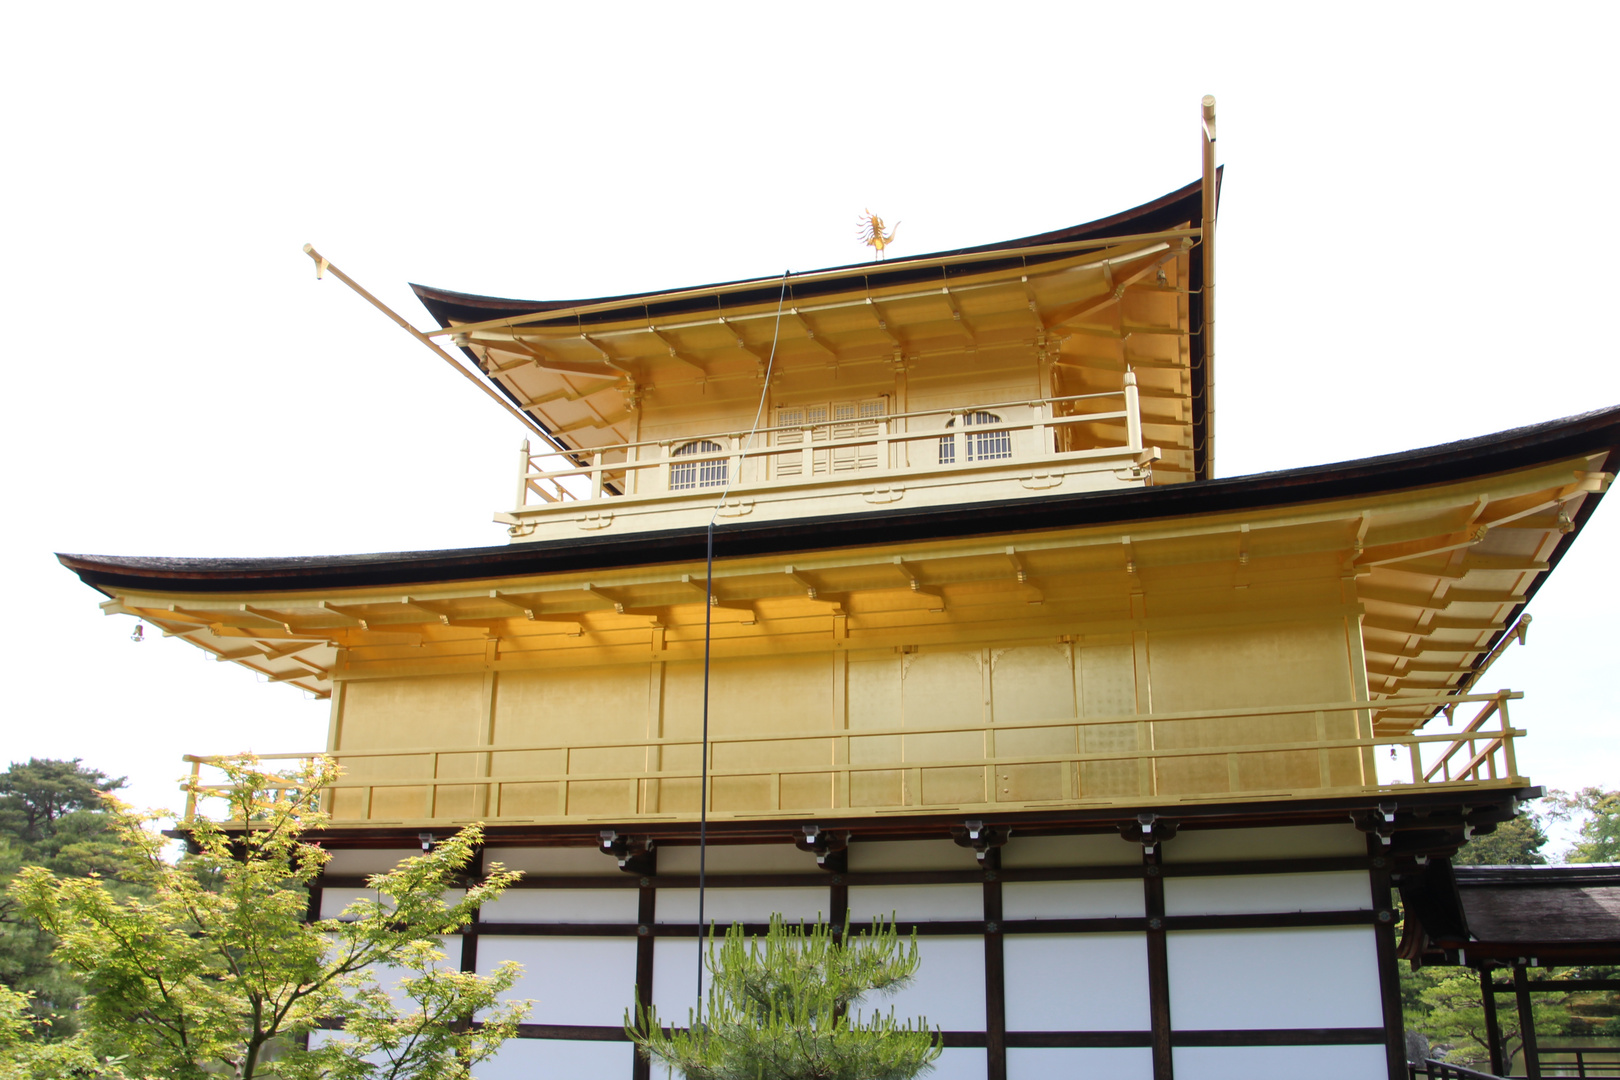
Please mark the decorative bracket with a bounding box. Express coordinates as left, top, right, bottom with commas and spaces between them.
951, 819, 1010, 861
1118, 812, 1178, 855
795, 825, 850, 871
1351, 802, 1399, 846
599, 830, 656, 875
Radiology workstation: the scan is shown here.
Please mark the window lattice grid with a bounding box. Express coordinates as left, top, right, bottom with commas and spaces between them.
940, 411, 1012, 465
669, 440, 727, 490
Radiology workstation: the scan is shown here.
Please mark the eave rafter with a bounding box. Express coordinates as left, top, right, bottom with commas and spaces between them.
788, 308, 843, 362
93, 443, 1606, 713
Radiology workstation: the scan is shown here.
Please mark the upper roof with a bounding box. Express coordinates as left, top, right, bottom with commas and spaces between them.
411, 177, 1217, 485
413, 176, 1214, 328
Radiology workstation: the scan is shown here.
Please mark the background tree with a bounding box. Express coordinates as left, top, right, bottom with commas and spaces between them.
0, 758, 144, 1039
628, 915, 941, 1080
1549, 787, 1620, 863
1410, 967, 1571, 1071
10, 756, 530, 1079
0, 984, 131, 1080
1452, 808, 1549, 866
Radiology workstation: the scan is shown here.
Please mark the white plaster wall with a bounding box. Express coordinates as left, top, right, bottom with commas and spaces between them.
1000, 833, 1143, 867
654, 886, 829, 924
483, 846, 609, 876
848, 883, 983, 922
1165, 824, 1366, 862
1007, 1046, 1154, 1080
658, 843, 822, 874
1172, 1043, 1386, 1080
322, 848, 419, 876
314, 934, 461, 1010
1166, 927, 1383, 1030
865, 936, 985, 1032
1002, 878, 1143, 919
319, 887, 464, 919
478, 937, 638, 1027
1003, 934, 1150, 1031
481, 888, 639, 924
928, 1047, 988, 1080
321, 886, 383, 919
849, 839, 979, 871
1162, 871, 1371, 916
474, 1037, 636, 1080
651, 936, 707, 1025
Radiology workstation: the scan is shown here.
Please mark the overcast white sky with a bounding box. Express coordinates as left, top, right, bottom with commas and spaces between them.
3, 5, 1615, 832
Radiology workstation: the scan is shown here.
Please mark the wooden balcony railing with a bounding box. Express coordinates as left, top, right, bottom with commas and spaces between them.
182, 691, 1525, 827
513, 383, 1146, 507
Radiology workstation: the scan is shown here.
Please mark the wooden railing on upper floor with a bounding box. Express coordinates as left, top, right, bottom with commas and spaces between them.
182, 691, 1524, 827
514, 383, 1146, 507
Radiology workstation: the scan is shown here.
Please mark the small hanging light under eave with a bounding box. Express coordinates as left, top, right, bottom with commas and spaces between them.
130, 623, 145, 644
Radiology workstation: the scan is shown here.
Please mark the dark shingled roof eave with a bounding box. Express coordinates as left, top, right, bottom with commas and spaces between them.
408, 174, 1218, 330
57, 405, 1620, 605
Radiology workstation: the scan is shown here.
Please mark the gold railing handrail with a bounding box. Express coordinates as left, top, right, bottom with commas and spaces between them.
515, 387, 1146, 505
527, 390, 1131, 464
185, 728, 1528, 797
523, 411, 1133, 484
182, 691, 1512, 766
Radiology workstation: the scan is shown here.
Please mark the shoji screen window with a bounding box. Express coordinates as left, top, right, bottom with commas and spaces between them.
773, 397, 887, 478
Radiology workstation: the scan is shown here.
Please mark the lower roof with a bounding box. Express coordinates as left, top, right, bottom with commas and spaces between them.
60, 405, 1620, 595
57, 406, 1619, 713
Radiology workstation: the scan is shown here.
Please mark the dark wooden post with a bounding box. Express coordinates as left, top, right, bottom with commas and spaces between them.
1513, 964, 1541, 1080
1478, 967, 1506, 1077
632, 861, 658, 1080
459, 844, 484, 976
982, 849, 1006, 1080
1144, 845, 1173, 1080
1368, 844, 1407, 1080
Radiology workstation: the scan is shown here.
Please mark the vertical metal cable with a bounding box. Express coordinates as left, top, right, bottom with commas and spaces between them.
696, 270, 790, 1010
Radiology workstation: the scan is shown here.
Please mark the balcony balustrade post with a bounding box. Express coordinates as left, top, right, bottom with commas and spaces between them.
1315, 710, 1331, 788
426, 752, 438, 819
1124, 371, 1143, 452
591, 452, 604, 499
514, 439, 531, 509
184, 758, 200, 821
1496, 705, 1509, 780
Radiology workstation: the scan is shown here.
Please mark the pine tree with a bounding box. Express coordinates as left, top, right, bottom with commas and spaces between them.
628, 915, 941, 1080
0, 758, 144, 1039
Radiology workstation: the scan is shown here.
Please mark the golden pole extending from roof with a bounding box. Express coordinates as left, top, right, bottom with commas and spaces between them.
301, 244, 565, 452
1200, 95, 1218, 480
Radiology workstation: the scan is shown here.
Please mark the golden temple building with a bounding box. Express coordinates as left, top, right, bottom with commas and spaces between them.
59, 114, 1619, 1080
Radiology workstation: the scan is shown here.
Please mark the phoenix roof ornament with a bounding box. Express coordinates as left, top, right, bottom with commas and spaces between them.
857, 209, 899, 261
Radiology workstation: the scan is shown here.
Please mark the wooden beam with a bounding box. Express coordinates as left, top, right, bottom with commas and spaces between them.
302, 245, 560, 447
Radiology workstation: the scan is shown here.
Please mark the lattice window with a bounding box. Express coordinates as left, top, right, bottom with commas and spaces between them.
940, 411, 1012, 464
669, 440, 727, 490
774, 398, 887, 477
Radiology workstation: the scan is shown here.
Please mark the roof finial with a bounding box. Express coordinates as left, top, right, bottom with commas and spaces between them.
857, 210, 899, 261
